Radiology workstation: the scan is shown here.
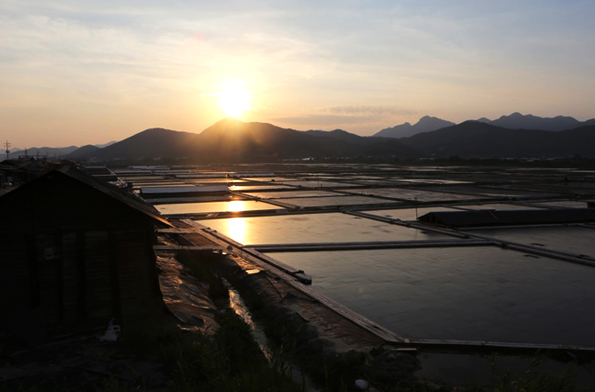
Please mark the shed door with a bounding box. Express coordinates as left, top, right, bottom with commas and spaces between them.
35, 234, 62, 327
34, 231, 116, 331
84, 231, 114, 323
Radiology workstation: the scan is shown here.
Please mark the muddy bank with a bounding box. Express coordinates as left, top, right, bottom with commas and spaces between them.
190, 247, 422, 391
159, 219, 422, 390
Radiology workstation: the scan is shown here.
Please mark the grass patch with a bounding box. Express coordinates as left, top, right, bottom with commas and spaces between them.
122, 310, 303, 392
491, 355, 580, 392
225, 271, 413, 392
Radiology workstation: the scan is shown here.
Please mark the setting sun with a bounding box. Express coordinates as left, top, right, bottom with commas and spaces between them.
218, 87, 251, 117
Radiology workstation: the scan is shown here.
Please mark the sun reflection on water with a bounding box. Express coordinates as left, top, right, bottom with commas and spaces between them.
227, 218, 246, 245
228, 200, 244, 212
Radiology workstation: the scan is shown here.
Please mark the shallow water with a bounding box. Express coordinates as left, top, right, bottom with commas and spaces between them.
198, 213, 449, 246
366, 206, 457, 221
228, 286, 272, 361
268, 246, 595, 346
342, 187, 480, 202
156, 200, 282, 215
465, 225, 595, 258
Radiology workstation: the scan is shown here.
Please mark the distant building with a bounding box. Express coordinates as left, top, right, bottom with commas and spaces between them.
0, 166, 172, 343
18, 154, 47, 163
0, 158, 51, 187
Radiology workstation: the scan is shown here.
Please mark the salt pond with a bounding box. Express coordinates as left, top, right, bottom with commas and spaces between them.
197, 213, 449, 246
268, 246, 595, 346
156, 200, 282, 215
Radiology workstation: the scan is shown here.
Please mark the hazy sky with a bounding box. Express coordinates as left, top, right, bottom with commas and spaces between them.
2, 0, 594, 147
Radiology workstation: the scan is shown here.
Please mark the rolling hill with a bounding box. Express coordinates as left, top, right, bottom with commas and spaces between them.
398, 121, 595, 158
180, 118, 419, 161
70, 118, 419, 162
477, 112, 595, 132
9, 146, 80, 158
95, 127, 201, 160
67, 145, 101, 159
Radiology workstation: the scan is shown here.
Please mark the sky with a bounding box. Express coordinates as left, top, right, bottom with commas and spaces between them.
1, 0, 595, 148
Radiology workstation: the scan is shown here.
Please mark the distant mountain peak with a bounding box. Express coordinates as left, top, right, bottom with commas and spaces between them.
373, 116, 455, 139
138, 127, 177, 135
329, 129, 351, 135
486, 112, 583, 131
218, 117, 244, 125
201, 117, 248, 136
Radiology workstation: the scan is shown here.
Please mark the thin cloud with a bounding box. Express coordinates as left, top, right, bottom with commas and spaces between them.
322, 105, 416, 118
273, 115, 381, 126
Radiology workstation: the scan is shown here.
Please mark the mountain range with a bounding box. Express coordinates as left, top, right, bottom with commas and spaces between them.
398, 121, 595, 159
5, 113, 595, 163
8, 141, 118, 159
79, 118, 419, 162
374, 113, 595, 139
477, 113, 595, 132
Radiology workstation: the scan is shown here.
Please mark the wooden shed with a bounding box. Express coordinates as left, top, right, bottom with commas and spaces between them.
0, 166, 172, 341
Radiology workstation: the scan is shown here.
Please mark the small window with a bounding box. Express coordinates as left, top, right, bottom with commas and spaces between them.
44, 247, 55, 261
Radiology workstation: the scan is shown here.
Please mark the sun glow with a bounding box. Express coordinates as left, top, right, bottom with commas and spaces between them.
218, 87, 251, 117
227, 218, 246, 245
228, 200, 245, 212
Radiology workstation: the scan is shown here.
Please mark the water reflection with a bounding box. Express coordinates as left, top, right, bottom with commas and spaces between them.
156, 200, 281, 215
227, 218, 246, 244
228, 200, 244, 212
228, 287, 272, 361
199, 213, 448, 246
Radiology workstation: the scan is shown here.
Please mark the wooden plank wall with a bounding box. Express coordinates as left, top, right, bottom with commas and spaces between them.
115, 229, 160, 319
0, 235, 31, 314
83, 231, 113, 323
61, 232, 80, 325
34, 234, 60, 326
1, 226, 162, 335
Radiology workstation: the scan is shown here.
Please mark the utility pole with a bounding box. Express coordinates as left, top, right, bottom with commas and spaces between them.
4, 140, 10, 160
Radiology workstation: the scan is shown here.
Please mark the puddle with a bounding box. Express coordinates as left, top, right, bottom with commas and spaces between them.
226, 282, 321, 391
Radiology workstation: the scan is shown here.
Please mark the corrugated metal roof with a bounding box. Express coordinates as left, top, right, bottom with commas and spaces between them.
418, 209, 595, 228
